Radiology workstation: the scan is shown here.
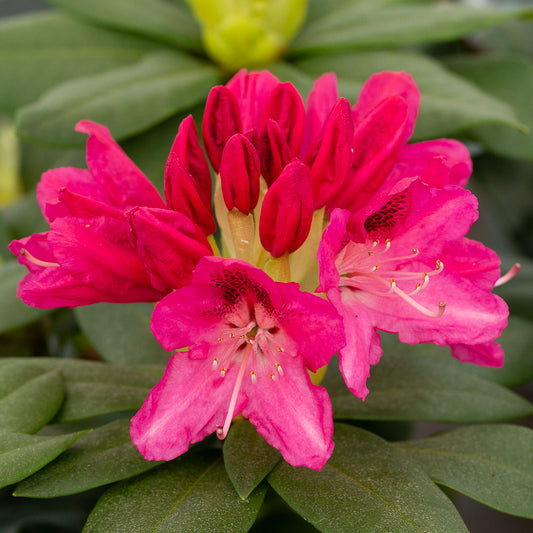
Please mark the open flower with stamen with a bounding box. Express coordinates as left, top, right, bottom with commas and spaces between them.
318, 178, 511, 400
131, 256, 344, 470
9, 119, 213, 308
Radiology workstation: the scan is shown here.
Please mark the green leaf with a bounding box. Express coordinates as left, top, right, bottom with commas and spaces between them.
292, 4, 532, 53
75, 303, 169, 366
395, 424, 533, 518
223, 418, 282, 500
83, 452, 267, 532
0, 357, 162, 423
16, 51, 223, 147
268, 423, 468, 532
0, 262, 51, 333
48, 0, 202, 51
446, 56, 533, 160
14, 418, 159, 497
0, 429, 88, 489
324, 344, 533, 423
0, 12, 159, 113
295, 50, 524, 140
0, 362, 64, 433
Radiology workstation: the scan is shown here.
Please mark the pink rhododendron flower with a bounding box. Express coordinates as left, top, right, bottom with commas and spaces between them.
318, 178, 512, 400
131, 257, 344, 469
10, 120, 213, 308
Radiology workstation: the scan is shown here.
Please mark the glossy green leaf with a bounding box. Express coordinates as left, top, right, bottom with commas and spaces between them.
83, 451, 267, 532
446, 56, 533, 160
395, 424, 533, 518
0, 261, 51, 333
324, 346, 533, 423
15, 418, 159, 497
292, 4, 532, 53
48, 0, 202, 50
0, 362, 63, 433
296, 50, 523, 140
268, 424, 468, 532
16, 51, 223, 147
0, 12, 158, 113
0, 429, 87, 489
223, 418, 282, 499
75, 303, 169, 366
0, 357, 162, 423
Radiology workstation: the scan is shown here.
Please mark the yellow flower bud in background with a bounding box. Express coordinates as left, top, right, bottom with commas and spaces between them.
185, 0, 308, 71
0, 119, 22, 207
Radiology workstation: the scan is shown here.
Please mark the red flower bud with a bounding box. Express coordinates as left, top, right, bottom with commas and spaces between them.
262, 82, 305, 156
260, 119, 292, 187
219, 134, 260, 215
202, 86, 242, 172
260, 161, 313, 257
304, 98, 353, 209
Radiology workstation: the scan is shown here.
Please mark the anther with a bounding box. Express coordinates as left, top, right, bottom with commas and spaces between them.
371, 265, 379, 272
250, 371, 257, 384
220, 368, 226, 377
217, 337, 223, 343
212, 358, 219, 370
387, 278, 396, 294
269, 373, 276, 381
277, 347, 283, 352
85, 224, 91, 228
275, 363, 284, 376
435, 259, 443, 273
412, 248, 419, 256
230, 332, 235, 338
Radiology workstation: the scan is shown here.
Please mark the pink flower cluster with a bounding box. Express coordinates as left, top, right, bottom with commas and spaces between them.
10, 69, 515, 470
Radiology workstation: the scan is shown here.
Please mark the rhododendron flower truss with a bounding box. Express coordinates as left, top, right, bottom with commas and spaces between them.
131, 257, 345, 470
9, 119, 213, 308
318, 178, 512, 400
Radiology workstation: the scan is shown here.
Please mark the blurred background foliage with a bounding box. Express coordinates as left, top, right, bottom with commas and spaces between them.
0, 0, 533, 531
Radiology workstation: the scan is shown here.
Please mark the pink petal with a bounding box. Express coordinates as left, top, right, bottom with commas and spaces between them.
353, 71, 420, 144
259, 161, 313, 257
131, 353, 243, 461
242, 354, 334, 470
48, 216, 155, 298
274, 282, 345, 372
75, 121, 165, 210
301, 72, 339, 158
129, 207, 212, 292
327, 288, 382, 400
450, 342, 504, 368
394, 139, 472, 188
219, 133, 260, 214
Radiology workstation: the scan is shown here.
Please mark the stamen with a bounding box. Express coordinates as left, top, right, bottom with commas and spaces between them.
216, 341, 253, 440
250, 371, 257, 384
371, 265, 379, 272
269, 373, 277, 381
19, 248, 60, 268
220, 368, 226, 377
435, 259, 443, 273
392, 284, 446, 318
494, 263, 521, 287
275, 363, 284, 376
387, 279, 396, 294
212, 358, 218, 370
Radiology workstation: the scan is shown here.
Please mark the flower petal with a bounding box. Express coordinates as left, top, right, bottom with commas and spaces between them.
131, 353, 243, 461
75, 121, 165, 209
450, 342, 504, 368
241, 354, 334, 470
